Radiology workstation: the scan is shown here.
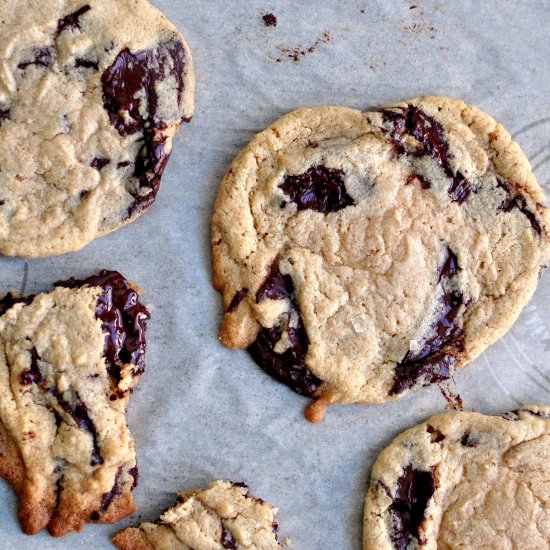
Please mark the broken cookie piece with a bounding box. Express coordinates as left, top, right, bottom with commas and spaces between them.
363, 406, 550, 549
0, 270, 149, 536
113, 480, 287, 550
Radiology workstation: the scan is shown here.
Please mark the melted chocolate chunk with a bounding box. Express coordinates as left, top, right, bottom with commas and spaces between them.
437, 247, 459, 281
461, 432, 478, 447
221, 526, 237, 549
57, 270, 150, 375
57, 5, 91, 36
90, 157, 110, 171
392, 353, 457, 395
101, 49, 151, 136
227, 288, 248, 312
501, 410, 520, 421
53, 464, 64, 507
497, 179, 542, 235
128, 132, 170, 216
101, 40, 189, 215
52, 390, 103, 466
406, 173, 430, 189
90, 466, 122, 520
256, 270, 293, 302
382, 107, 473, 203
248, 267, 321, 397
0, 292, 34, 316
0, 109, 9, 124
426, 424, 445, 443
101, 40, 187, 136
263, 13, 278, 27
279, 165, 355, 213
524, 409, 550, 420
389, 466, 435, 549
18, 47, 56, 71
75, 58, 99, 70
391, 248, 464, 395
19, 348, 43, 386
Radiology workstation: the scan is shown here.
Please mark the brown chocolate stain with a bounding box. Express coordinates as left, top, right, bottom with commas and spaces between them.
439, 383, 463, 411
277, 31, 332, 63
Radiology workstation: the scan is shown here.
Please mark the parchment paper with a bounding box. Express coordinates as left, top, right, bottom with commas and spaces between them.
1, 1, 550, 548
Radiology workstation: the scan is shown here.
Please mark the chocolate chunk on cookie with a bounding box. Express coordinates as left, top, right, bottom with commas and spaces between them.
364, 407, 550, 549
113, 480, 287, 550
211, 97, 550, 421
0, 0, 194, 258
0, 270, 150, 536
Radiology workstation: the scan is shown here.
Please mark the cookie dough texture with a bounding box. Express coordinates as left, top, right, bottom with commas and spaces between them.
0, 0, 194, 258
0, 271, 149, 536
363, 406, 550, 550
211, 96, 550, 420
113, 480, 285, 550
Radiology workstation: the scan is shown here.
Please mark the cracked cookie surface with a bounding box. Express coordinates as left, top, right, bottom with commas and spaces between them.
113, 480, 286, 550
0, 0, 194, 258
0, 270, 150, 536
363, 406, 550, 550
211, 96, 550, 421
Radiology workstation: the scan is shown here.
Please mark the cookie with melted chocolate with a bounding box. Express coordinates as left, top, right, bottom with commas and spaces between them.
211, 97, 550, 421
364, 406, 550, 549
0, 270, 149, 536
113, 480, 286, 550
0, 0, 194, 258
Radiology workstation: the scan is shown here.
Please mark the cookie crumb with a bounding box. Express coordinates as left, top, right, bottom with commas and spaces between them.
305, 399, 328, 423
262, 13, 277, 27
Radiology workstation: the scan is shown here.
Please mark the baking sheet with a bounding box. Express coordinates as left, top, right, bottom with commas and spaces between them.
1, 0, 550, 548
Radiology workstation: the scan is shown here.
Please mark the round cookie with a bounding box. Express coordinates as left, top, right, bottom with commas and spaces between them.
113, 480, 286, 550
0, 0, 194, 258
211, 97, 550, 422
363, 406, 550, 549
0, 270, 150, 536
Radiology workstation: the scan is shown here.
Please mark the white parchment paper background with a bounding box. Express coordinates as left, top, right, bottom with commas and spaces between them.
1, 1, 549, 548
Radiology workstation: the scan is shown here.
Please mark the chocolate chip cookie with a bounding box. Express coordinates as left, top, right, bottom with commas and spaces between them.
363, 406, 550, 550
113, 480, 286, 550
211, 96, 550, 422
0, 270, 150, 536
0, 0, 194, 258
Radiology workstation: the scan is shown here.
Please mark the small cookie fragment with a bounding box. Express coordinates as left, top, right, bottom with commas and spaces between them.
113, 480, 286, 550
211, 96, 550, 421
363, 406, 550, 549
0, 270, 150, 536
0, 0, 194, 258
